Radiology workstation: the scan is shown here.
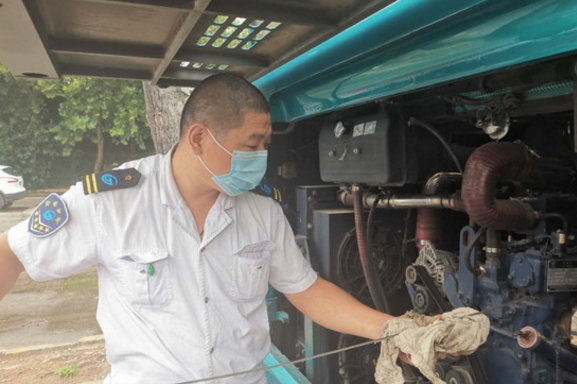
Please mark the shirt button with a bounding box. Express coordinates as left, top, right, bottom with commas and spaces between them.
204, 297, 209, 303
209, 347, 214, 354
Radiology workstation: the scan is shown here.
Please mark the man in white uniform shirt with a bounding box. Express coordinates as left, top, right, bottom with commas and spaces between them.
0, 74, 401, 383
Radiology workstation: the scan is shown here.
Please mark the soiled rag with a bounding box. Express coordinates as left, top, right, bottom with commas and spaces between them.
375, 307, 490, 384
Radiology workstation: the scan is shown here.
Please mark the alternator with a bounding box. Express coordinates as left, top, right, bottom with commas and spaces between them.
415, 242, 457, 295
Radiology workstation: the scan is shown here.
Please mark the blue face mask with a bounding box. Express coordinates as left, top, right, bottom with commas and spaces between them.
198, 128, 268, 197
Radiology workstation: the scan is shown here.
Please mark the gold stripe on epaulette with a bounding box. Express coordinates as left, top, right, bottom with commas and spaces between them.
277, 189, 282, 202
92, 174, 99, 193
85, 175, 92, 194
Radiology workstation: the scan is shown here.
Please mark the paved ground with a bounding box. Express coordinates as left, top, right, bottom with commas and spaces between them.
0, 337, 108, 384
0, 193, 108, 383
0, 193, 102, 349
0, 267, 102, 349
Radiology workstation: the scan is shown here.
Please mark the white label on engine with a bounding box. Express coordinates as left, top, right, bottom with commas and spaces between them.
364, 120, 377, 135
353, 123, 365, 137
547, 260, 577, 292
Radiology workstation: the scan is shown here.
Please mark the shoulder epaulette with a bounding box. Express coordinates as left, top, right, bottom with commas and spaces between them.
252, 181, 283, 203
82, 168, 141, 195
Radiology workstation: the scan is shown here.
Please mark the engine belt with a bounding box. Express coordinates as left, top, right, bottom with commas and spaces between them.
412, 265, 488, 384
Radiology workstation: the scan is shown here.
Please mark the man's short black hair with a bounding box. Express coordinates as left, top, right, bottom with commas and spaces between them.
179, 74, 270, 138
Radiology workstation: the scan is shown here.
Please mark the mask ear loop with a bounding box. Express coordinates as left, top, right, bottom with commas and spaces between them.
197, 126, 232, 177
204, 126, 233, 156
197, 156, 217, 177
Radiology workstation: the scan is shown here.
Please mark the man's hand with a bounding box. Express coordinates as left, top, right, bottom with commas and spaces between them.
398, 351, 459, 366
397, 315, 459, 366
399, 351, 413, 365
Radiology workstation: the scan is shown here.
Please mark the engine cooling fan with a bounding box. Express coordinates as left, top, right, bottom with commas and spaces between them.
337, 225, 407, 307
338, 334, 380, 384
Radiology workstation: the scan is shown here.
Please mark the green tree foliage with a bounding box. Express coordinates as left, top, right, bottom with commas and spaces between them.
0, 63, 151, 187
36, 77, 150, 172
0, 65, 63, 188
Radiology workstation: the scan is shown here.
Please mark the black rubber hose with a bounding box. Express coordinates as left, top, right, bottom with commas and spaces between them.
366, 193, 392, 314
408, 117, 464, 174
464, 227, 487, 277
367, 193, 385, 250
352, 186, 389, 313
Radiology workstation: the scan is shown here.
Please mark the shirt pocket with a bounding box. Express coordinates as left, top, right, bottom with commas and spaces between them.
230, 241, 276, 302
116, 249, 173, 307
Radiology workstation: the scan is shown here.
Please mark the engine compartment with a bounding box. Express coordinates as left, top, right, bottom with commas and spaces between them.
264, 55, 577, 384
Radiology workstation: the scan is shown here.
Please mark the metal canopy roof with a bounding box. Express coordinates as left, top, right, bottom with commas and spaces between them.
0, 0, 396, 87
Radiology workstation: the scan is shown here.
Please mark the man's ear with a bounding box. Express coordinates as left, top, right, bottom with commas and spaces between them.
186, 123, 206, 156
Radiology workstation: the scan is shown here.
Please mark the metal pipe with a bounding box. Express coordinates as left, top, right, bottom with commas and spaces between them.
464, 227, 487, 277
485, 229, 501, 263
423, 172, 463, 194
368, 195, 445, 208
339, 190, 465, 211
381, 195, 463, 209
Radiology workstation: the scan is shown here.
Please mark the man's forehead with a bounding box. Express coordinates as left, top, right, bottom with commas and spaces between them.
225, 111, 271, 141
242, 116, 272, 140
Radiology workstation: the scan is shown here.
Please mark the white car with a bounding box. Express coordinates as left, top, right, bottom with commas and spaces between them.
0, 166, 27, 210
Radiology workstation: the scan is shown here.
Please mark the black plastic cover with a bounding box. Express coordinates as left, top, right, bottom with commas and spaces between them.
319, 109, 415, 186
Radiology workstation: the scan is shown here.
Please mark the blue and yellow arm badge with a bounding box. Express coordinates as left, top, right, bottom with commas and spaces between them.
28, 193, 69, 237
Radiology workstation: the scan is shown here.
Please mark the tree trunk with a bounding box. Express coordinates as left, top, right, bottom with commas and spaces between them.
142, 82, 190, 154
95, 125, 104, 173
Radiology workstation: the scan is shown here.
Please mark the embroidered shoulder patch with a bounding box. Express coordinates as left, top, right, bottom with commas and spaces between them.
82, 168, 141, 195
28, 193, 69, 237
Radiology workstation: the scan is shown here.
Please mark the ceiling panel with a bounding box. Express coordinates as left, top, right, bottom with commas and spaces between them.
0, 0, 397, 86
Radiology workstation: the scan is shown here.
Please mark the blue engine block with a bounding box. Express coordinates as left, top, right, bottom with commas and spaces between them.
440, 226, 577, 384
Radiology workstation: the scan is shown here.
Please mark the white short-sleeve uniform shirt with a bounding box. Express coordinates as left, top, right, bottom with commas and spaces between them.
8, 148, 318, 384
